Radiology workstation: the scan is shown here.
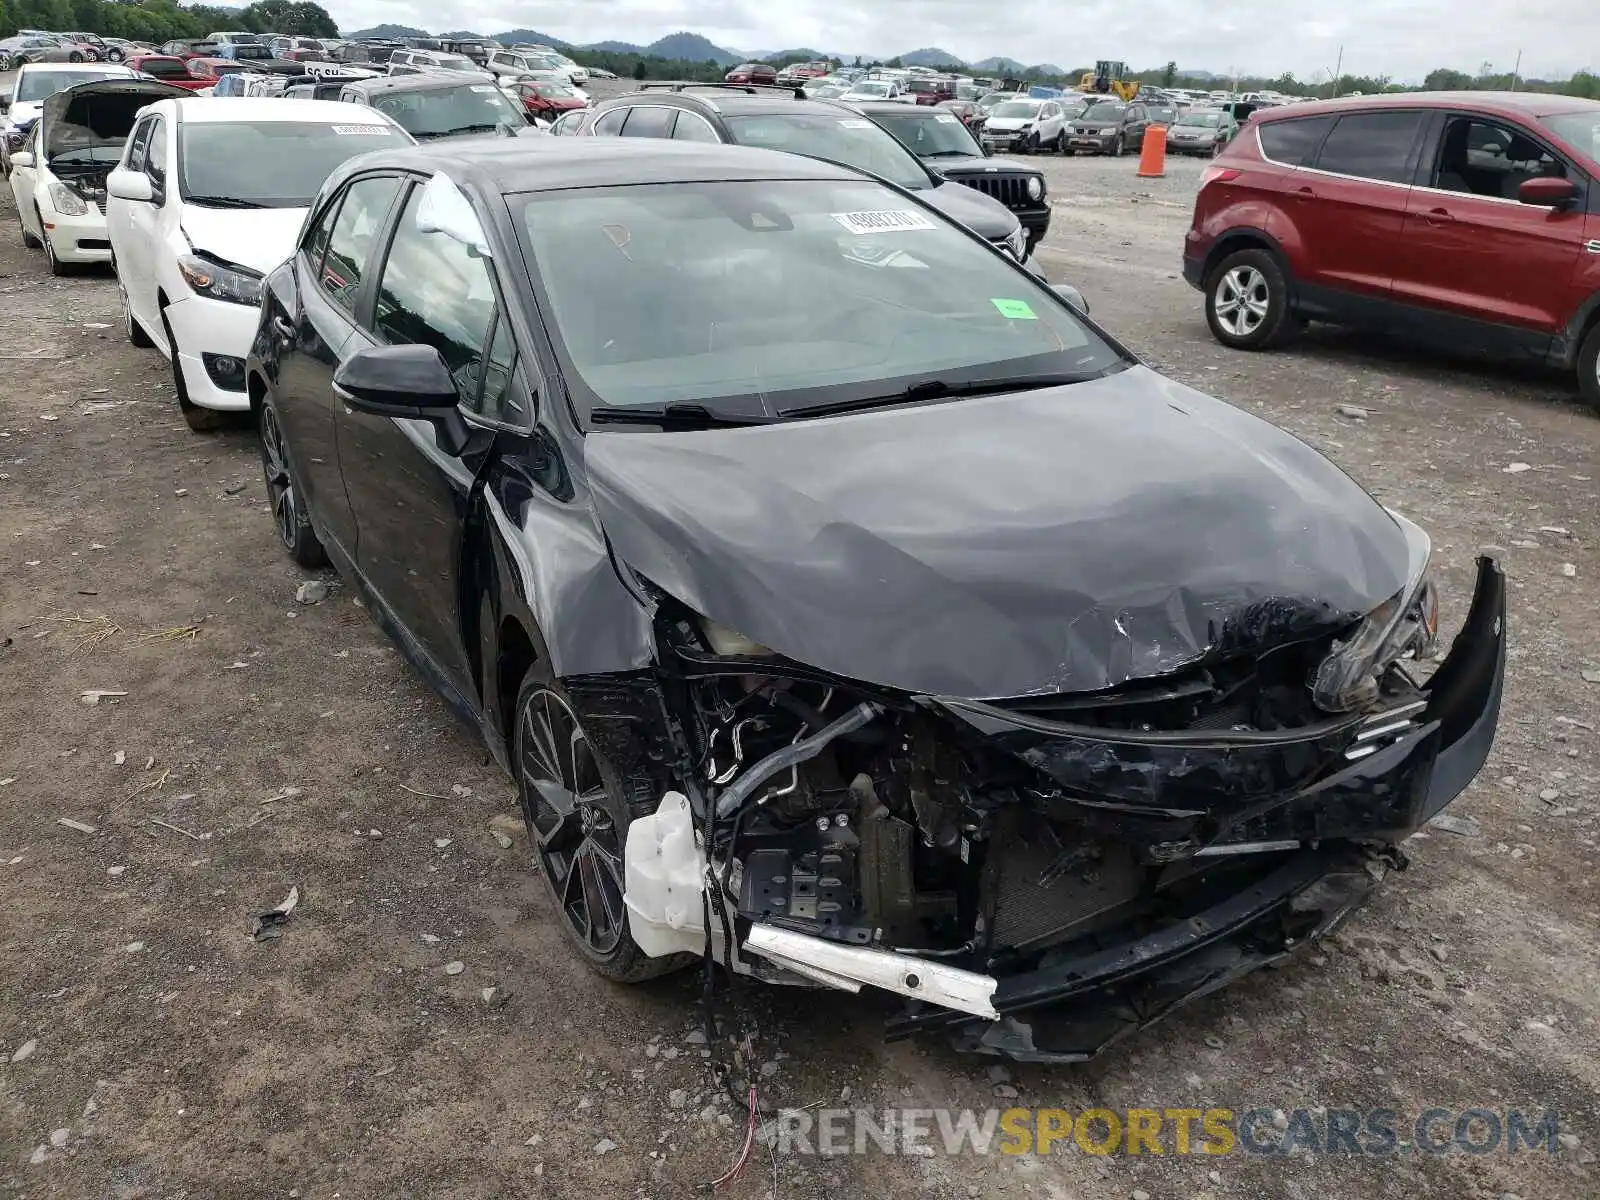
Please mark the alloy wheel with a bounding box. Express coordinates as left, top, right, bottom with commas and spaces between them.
1213, 266, 1270, 337
259, 404, 301, 551
520, 687, 627, 956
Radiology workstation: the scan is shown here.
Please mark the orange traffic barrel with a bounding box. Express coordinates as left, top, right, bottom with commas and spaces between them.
1138, 125, 1167, 177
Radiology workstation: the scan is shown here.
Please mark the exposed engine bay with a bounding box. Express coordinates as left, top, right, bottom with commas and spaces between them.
605, 558, 1505, 1062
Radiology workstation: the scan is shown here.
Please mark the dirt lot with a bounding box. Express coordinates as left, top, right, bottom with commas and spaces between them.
2, 105, 1599, 1200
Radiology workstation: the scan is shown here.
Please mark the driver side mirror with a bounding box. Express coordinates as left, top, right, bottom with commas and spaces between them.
107, 168, 154, 202
1052, 283, 1090, 314
9, 150, 33, 168
1518, 176, 1577, 208
333, 343, 472, 454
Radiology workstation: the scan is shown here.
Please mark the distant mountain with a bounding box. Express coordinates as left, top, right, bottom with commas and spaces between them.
900, 47, 964, 67
343, 23, 429, 39
646, 32, 740, 65
972, 56, 1025, 73
1026, 63, 1066, 78
585, 39, 645, 54
490, 29, 570, 48
441, 29, 483, 38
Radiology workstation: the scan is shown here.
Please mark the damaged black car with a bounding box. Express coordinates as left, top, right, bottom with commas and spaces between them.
246, 138, 1506, 1063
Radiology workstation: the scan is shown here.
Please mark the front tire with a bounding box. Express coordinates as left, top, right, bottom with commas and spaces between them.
258, 398, 328, 568
1204, 247, 1303, 350
1110, 134, 1125, 156
1577, 321, 1600, 409
40, 215, 69, 275
517, 676, 689, 983
68, 51, 83, 62
161, 308, 230, 431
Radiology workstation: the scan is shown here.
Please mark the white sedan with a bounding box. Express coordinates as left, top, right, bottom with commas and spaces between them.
106, 98, 414, 431
9, 76, 187, 273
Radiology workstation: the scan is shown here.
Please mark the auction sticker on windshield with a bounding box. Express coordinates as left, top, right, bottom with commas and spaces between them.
991, 298, 1038, 319
831, 210, 937, 235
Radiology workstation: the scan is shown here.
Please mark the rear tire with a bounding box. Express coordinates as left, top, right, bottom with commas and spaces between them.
20, 209, 40, 249
1578, 321, 1600, 410
116, 267, 153, 348
1204, 247, 1303, 351
516, 674, 691, 983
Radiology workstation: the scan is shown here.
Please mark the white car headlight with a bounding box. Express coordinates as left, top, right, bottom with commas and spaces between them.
1100, 127, 1118, 135
1004, 225, 1027, 260
47, 182, 88, 216
1026, 175, 1043, 201
177, 253, 263, 307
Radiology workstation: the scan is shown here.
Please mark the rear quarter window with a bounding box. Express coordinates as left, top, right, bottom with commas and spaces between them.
1257, 115, 1336, 166
1312, 111, 1427, 184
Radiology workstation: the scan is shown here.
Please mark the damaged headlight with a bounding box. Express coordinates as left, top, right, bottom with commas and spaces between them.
1311, 510, 1439, 712
1003, 225, 1027, 260
698, 615, 772, 658
177, 254, 263, 307
47, 182, 87, 216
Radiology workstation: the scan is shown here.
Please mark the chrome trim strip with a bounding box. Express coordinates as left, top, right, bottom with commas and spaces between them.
1195, 839, 1302, 858
1356, 718, 1417, 742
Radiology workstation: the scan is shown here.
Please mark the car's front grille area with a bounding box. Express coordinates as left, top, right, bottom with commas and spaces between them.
952, 173, 1033, 211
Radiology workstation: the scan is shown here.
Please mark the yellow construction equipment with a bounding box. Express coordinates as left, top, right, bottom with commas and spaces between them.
1077, 60, 1141, 102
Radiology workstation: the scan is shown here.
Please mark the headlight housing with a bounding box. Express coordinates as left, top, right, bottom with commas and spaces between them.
1003, 225, 1027, 261
1101, 126, 1118, 135
47, 182, 88, 215
177, 253, 263, 307
1026, 175, 1044, 200
1311, 510, 1439, 712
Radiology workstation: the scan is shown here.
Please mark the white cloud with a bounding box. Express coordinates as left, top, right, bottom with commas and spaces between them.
324, 0, 1597, 82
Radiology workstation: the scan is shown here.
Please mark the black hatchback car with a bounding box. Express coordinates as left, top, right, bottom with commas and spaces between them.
246, 137, 1503, 1064
580, 85, 1038, 268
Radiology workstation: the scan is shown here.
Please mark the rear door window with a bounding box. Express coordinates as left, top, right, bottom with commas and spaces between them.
1312, 111, 1426, 183
1257, 115, 1336, 166
620, 106, 676, 138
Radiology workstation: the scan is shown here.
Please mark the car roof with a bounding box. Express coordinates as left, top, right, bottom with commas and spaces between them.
343, 73, 492, 95
337, 137, 869, 195
19, 62, 137, 74
165, 96, 396, 123
608, 91, 851, 119
1256, 91, 1600, 123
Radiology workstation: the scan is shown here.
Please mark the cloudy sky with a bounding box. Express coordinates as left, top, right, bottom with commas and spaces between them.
325, 0, 1595, 82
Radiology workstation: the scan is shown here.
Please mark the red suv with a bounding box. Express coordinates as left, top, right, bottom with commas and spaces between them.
1184, 93, 1600, 406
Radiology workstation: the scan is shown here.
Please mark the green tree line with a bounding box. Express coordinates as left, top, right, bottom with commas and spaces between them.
0, 0, 338, 43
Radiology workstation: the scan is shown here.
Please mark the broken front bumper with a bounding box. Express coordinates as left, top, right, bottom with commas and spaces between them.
888, 557, 1505, 1061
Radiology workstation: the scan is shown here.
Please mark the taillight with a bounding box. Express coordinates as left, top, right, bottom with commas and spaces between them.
1200, 166, 1241, 188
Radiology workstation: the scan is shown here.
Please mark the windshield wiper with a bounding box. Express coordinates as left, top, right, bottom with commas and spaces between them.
779, 373, 1102, 419
588, 403, 777, 430
447, 123, 503, 135
185, 195, 266, 209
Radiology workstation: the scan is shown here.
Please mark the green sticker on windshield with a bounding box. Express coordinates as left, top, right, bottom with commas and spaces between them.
991, 298, 1038, 320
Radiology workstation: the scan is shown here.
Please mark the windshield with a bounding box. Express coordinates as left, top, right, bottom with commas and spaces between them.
849, 82, 890, 97
515, 179, 1121, 422
231, 45, 272, 59
17, 69, 127, 102
1176, 111, 1222, 127
178, 120, 411, 206
989, 101, 1040, 119
1083, 101, 1125, 121
873, 110, 980, 158
531, 83, 575, 98
1541, 111, 1600, 162
373, 83, 524, 138
137, 58, 192, 79
430, 54, 478, 71
723, 113, 930, 190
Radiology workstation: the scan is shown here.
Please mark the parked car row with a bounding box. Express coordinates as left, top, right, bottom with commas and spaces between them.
0, 48, 1510, 1066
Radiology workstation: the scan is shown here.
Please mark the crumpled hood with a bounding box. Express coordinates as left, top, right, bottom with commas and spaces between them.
586, 367, 1410, 699
179, 204, 309, 275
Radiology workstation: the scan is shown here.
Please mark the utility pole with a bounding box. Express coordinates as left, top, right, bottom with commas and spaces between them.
1331, 44, 1343, 97
1509, 49, 1522, 90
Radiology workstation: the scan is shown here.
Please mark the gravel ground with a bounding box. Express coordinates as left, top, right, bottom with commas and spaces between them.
1, 85, 1599, 1200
